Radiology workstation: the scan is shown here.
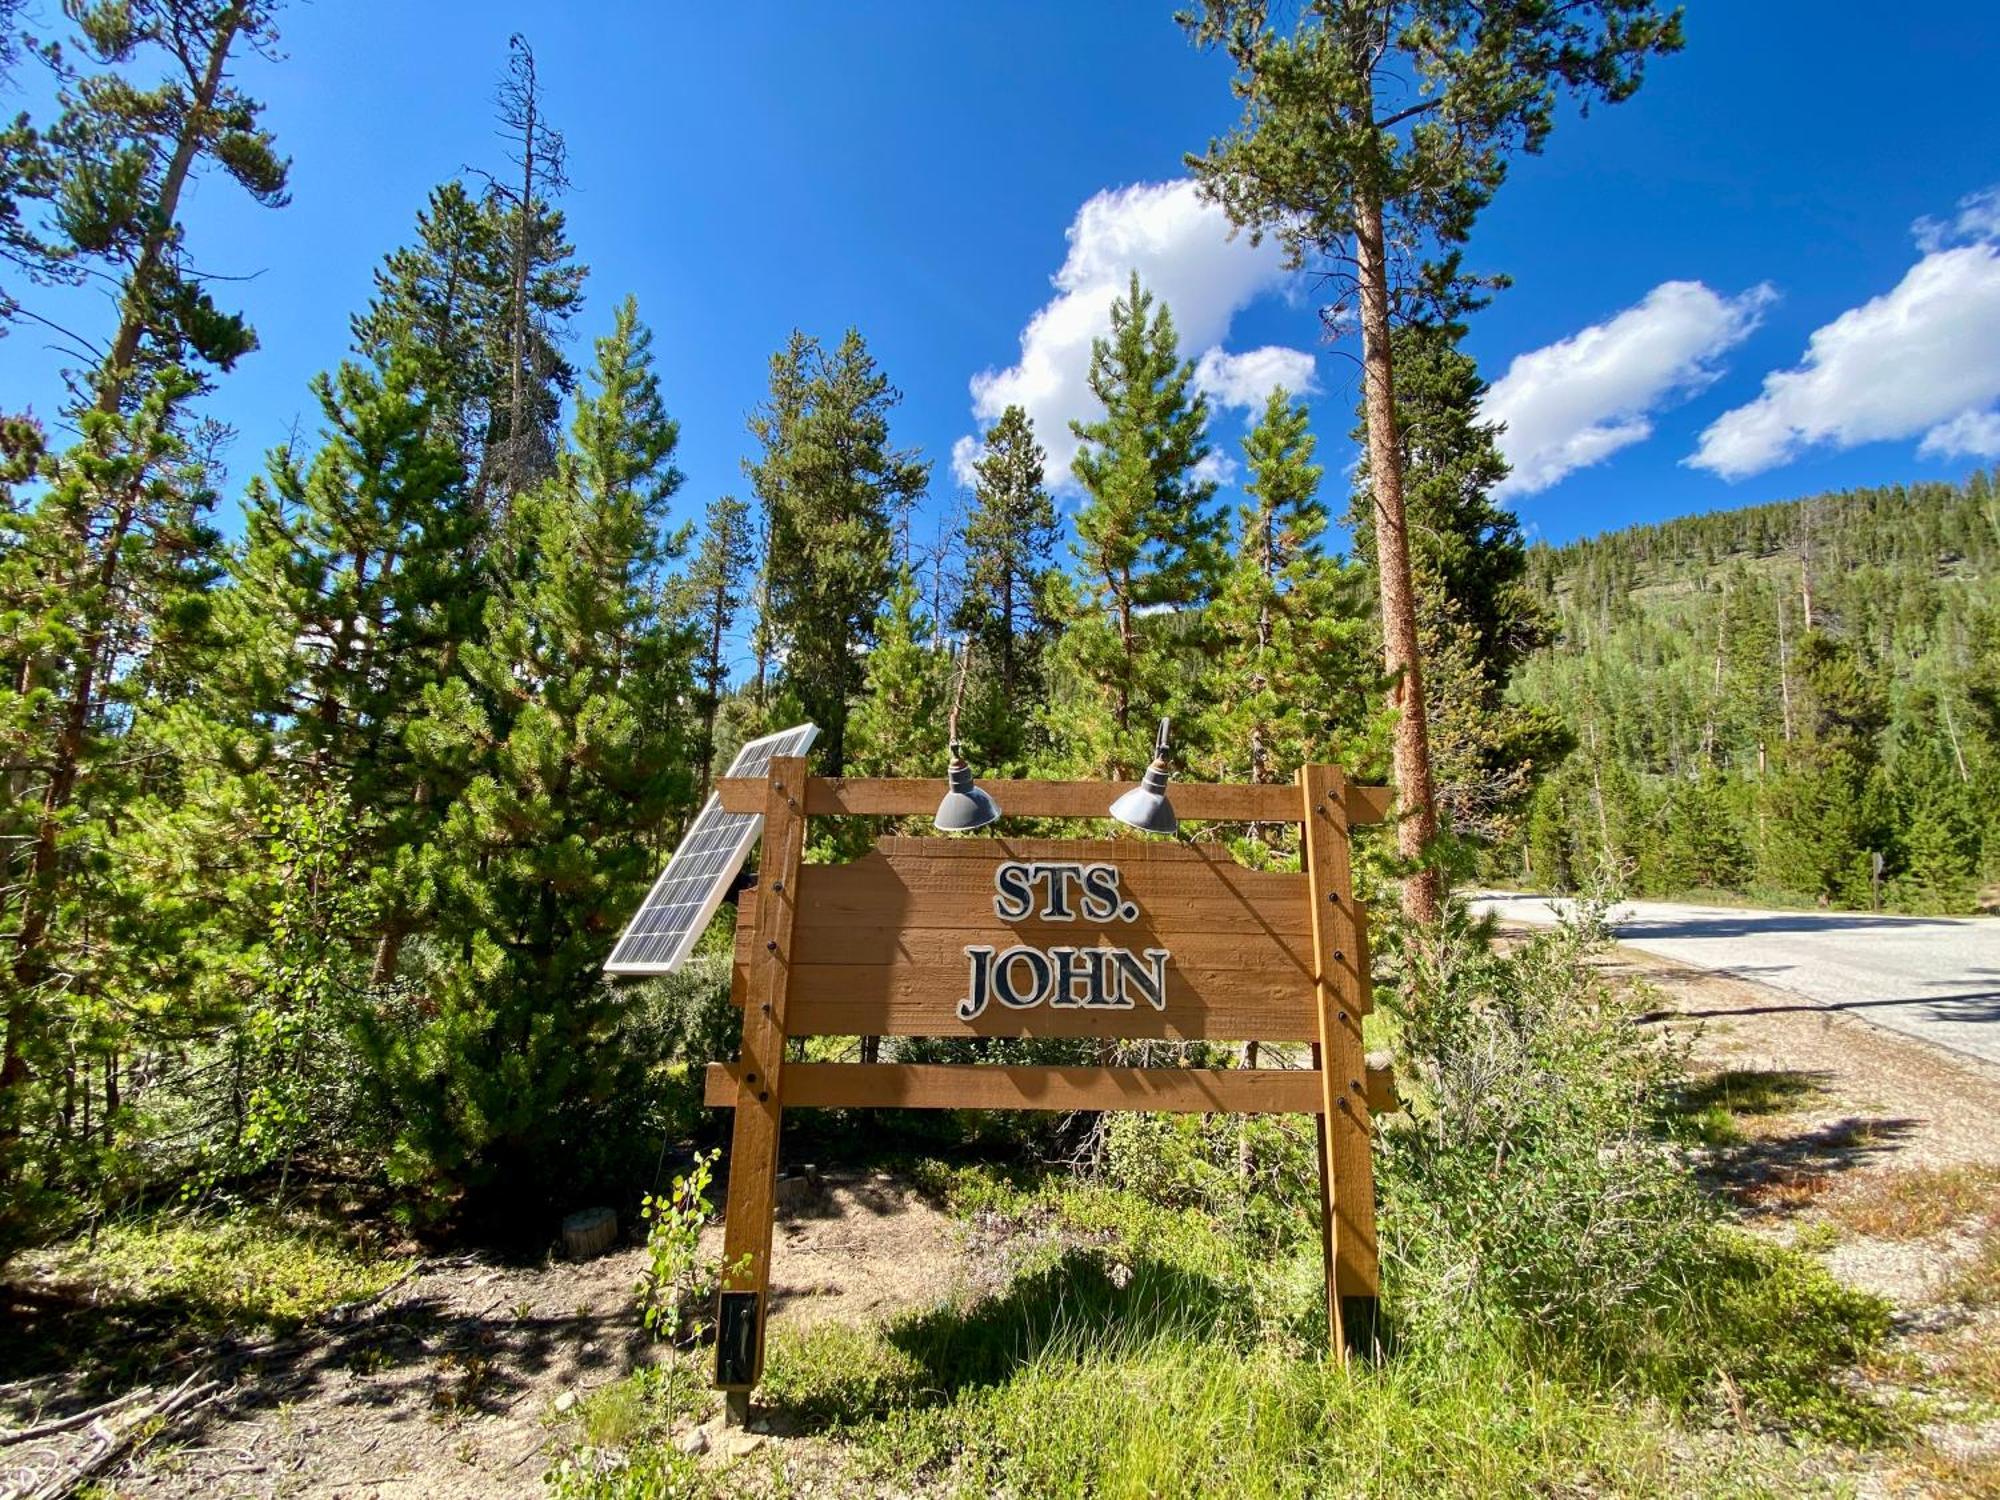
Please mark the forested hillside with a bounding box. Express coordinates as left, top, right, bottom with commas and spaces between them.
1511, 473, 2000, 912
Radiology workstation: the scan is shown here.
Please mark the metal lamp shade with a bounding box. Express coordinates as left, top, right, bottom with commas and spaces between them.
934, 757, 1001, 832
1108, 759, 1179, 835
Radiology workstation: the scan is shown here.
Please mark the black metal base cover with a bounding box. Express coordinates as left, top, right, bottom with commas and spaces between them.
715, 1290, 760, 1387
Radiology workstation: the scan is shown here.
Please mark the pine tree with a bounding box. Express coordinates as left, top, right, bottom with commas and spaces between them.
1889, 707, 1981, 913
746, 328, 928, 774
1049, 272, 1225, 778
1353, 325, 1547, 680
0, 378, 226, 1237
1203, 387, 1372, 792
479, 34, 586, 502
351, 173, 584, 510
955, 406, 1060, 769
1642, 771, 1748, 894
42, 1, 293, 413
0, 0, 289, 1235
350, 182, 508, 472
1183, 0, 1681, 924
223, 349, 484, 986
366, 297, 691, 1209
850, 571, 951, 779
681, 494, 755, 797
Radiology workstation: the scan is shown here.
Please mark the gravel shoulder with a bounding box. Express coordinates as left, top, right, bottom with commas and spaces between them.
1597, 934, 2000, 1494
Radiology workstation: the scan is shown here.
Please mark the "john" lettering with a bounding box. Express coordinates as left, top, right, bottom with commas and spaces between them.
957, 944, 1172, 1019
956, 861, 1171, 1021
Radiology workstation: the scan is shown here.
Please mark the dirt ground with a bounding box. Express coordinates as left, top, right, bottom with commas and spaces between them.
0, 1175, 961, 1500
7, 947, 2000, 1498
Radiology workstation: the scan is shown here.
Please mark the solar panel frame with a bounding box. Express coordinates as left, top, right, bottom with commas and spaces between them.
603, 722, 819, 977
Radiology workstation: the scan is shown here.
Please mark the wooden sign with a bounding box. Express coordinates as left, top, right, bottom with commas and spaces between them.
704, 761, 1390, 1416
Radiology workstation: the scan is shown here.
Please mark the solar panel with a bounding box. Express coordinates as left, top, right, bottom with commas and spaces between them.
604, 722, 819, 976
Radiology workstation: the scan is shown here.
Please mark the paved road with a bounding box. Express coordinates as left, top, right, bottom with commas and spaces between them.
1468, 893, 2000, 1068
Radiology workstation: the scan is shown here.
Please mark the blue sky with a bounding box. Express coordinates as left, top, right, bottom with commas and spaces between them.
6, 1, 2000, 561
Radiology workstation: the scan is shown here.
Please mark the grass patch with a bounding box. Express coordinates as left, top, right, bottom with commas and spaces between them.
544, 1361, 715, 1499
749, 1282, 1805, 1498
1685, 1232, 1899, 1443
539, 1166, 1897, 1496
1951, 1222, 2000, 1308
1679, 1068, 1831, 1124
4, 1205, 411, 1384
1826, 1165, 2000, 1241
575, 1362, 709, 1449
54, 1208, 408, 1331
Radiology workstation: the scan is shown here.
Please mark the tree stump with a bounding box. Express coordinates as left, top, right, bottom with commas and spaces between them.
561, 1206, 617, 1260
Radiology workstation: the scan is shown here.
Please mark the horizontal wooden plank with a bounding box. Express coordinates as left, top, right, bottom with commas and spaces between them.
790, 840, 1313, 938
705, 1060, 1398, 1115
715, 776, 1391, 826
784, 972, 1317, 1043
1346, 783, 1393, 827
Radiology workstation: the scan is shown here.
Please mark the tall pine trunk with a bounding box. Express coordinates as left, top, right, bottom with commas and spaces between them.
1353, 188, 1442, 927
4, 473, 143, 1120
95, 8, 246, 415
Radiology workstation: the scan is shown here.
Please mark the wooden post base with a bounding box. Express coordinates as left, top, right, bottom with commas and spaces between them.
723, 1388, 750, 1428
1340, 1295, 1381, 1361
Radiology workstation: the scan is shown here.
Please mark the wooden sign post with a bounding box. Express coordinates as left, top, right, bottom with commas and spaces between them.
706, 761, 1391, 1414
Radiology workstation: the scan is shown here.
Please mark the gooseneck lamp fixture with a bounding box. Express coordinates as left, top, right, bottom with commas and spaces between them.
933, 646, 1001, 833
1108, 717, 1180, 835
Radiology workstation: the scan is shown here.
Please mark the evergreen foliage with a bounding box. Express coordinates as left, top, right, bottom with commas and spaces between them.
745, 328, 929, 774
956, 405, 1061, 770
0, 0, 291, 1246
1181, 0, 1682, 926
1350, 324, 1566, 845
224, 351, 485, 985
360, 298, 692, 1210
682, 493, 756, 795
1048, 271, 1225, 778
1201, 386, 1373, 790
850, 571, 952, 780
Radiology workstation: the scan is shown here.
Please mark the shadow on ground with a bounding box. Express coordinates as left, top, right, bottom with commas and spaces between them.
1713, 1115, 1920, 1218
0, 1261, 650, 1461
761, 1247, 1232, 1431
1675, 1069, 1833, 1120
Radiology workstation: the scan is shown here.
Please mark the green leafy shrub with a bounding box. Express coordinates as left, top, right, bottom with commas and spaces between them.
1378, 898, 1712, 1362
545, 1444, 707, 1500
1100, 1109, 1319, 1245
635, 1148, 725, 1344
1693, 1233, 1896, 1441
1373, 897, 1895, 1436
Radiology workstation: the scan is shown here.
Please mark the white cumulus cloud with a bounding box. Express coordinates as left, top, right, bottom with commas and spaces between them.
1691, 238, 2000, 479
1916, 408, 2000, 460
1482, 280, 1774, 498
1914, 184, 2000, 253
955, 179, 1291, 492
1193, 346, 1319, 411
